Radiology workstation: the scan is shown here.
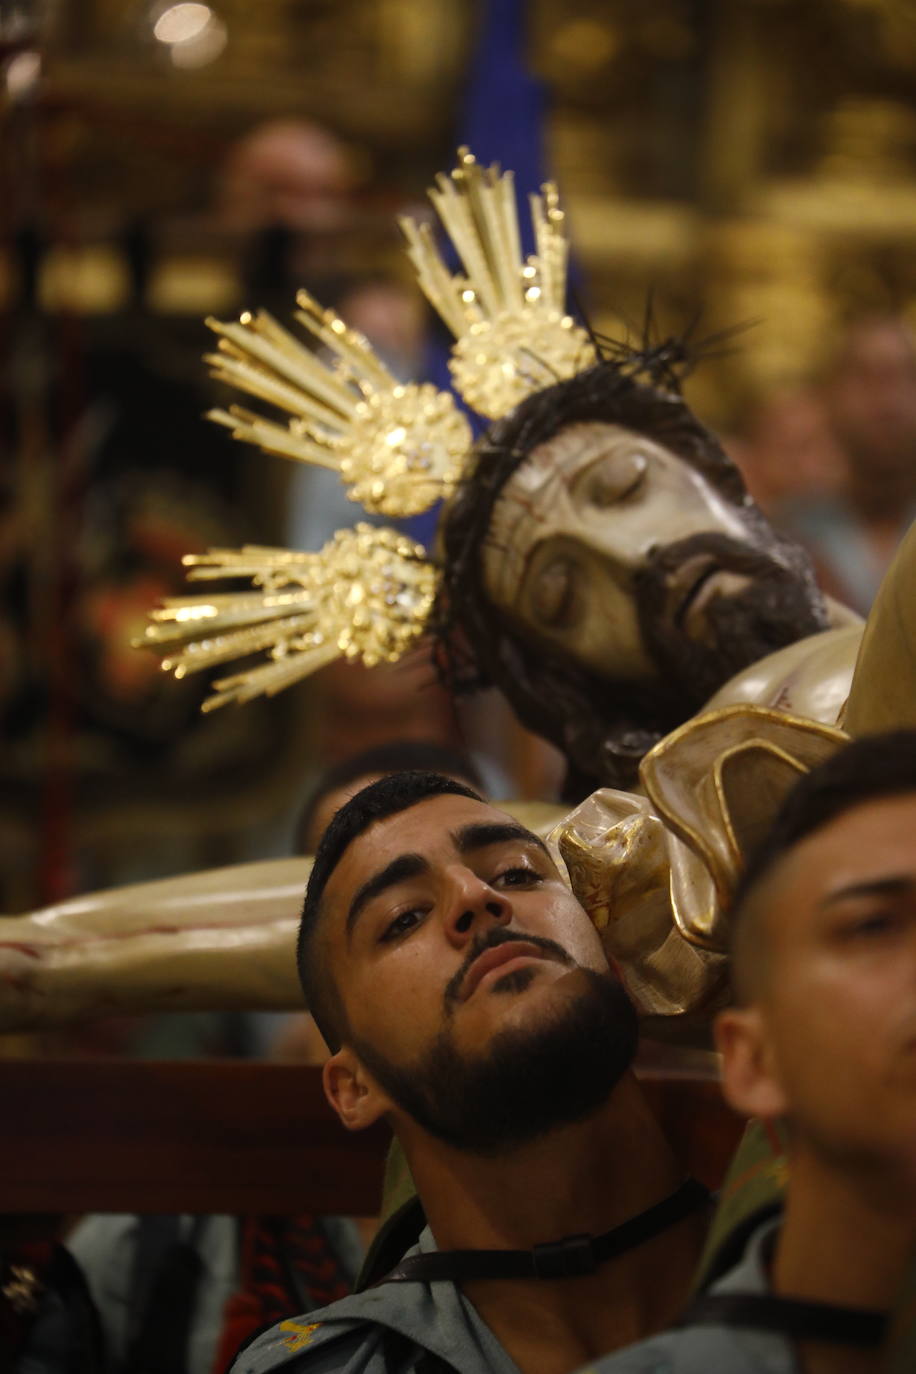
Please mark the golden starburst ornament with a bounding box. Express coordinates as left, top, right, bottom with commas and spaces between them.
139, 146, 601, 712
400, 148, 596, 419
138, 525, 439, 710
205, 292, 471, 517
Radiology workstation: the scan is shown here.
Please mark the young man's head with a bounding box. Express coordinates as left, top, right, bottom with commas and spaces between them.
716, 732, 916, 1186
298, 769, 637, 1156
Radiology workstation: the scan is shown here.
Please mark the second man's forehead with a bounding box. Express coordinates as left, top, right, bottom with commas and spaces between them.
762, 795, 916, 916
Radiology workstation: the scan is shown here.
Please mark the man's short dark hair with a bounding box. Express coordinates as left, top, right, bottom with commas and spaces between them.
296, 770, 484, 1050
729, 731, 916, 1001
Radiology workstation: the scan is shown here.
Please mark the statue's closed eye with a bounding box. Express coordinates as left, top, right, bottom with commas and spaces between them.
531, 557, 575, 625
583, 451, 647, 508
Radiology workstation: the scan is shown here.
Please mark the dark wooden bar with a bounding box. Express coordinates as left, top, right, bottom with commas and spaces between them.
1, 1060, 389, 1216
0, 1060, 743, 1217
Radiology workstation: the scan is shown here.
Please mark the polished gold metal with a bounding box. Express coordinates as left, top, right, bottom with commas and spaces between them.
138, 525, 439, 709
142, 148, 600, 708
205, 291, 471, 517
641, 704, 848, 953
400, 148, 596, 419
551, 705, 849, 1036
2, 1265, 41, 1316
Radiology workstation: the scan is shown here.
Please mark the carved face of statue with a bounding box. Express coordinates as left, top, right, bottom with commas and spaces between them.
481, 421, 820, 705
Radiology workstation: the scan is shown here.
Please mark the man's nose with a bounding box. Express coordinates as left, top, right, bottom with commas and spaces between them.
572, 519, 651, 577
442, 867, 511, 945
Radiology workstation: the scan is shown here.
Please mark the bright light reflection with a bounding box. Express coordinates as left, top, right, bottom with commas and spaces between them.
172, 605, 217, 621
153, 3, 212, 45
6, 50, 40, 98
169, 15, 227, 67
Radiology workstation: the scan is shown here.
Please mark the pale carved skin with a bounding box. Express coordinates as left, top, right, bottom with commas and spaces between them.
3, 420, 911, 1034
0, 804, 566, 1031
481, 421, 863, 714
702, 619, 862, 722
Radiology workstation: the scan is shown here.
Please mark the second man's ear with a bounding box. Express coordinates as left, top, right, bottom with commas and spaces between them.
323, 1048, 391, 1132
715, 1006, 789, 1123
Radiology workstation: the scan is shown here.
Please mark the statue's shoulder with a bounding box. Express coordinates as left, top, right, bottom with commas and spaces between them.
702, 624, 862, 725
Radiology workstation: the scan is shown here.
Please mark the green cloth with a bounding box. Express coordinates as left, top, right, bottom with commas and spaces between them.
694, 1118, 788, 1289
356, 1143, 422, 1290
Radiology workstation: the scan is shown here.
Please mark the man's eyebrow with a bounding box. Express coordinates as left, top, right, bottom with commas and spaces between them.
821, 875, 916, 908
453, 822, 549, 858
346, 853, 428, 940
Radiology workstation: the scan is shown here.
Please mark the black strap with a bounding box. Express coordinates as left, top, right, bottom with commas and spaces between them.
357, 1195, 427, 1291
681, 1291, 887, 1348
378, 1177, 711, 1284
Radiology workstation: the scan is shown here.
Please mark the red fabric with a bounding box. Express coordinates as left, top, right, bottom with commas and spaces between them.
211, 1290, 264, 1373
210, 1214, 353, 1374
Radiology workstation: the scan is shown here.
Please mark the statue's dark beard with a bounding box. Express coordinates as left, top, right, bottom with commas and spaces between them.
634, 530, 829, 712
350, 943, 638, 1155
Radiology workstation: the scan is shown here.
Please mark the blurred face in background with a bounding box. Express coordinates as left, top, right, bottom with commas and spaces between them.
218, 119, 356, 231
730, 388, 844, 512
824, 319, 916, 482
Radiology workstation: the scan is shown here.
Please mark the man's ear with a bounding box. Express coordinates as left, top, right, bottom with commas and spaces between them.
323, 1047, 390, 1132
715, 1005, 788, 1122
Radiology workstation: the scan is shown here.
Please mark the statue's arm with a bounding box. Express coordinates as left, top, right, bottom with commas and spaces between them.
0, 803, 566, 1032
0, 857, 309, 1030
844, 519, 916, 735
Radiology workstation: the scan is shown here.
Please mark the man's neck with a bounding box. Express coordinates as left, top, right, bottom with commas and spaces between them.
403, 1071, 683, 1251
773, 1148, 916, 1374
398, 1073, 704, 1373
775, 1149, 915, 1309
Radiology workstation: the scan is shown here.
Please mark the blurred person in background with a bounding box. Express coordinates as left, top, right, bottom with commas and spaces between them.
218, 120, 358, 236
295, 739, 485, 857
66, 1045, 365, 1374
782, 317, 916, 615
217, 118, 360, 312
728, 387, 844, 520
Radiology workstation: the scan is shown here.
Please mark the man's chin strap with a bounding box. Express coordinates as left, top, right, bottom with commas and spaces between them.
376, 1177, 711, 1284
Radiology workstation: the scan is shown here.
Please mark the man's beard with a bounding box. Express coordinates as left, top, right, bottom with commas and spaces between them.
634, 529, 829, 711
349, 929, 639, 1155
